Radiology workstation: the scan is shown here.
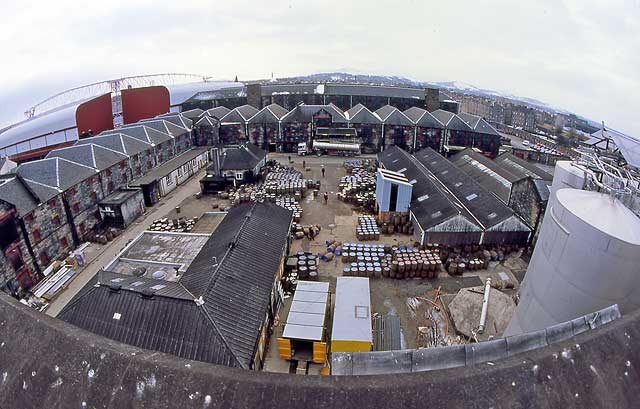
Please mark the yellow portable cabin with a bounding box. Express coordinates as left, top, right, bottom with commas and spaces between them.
331, 277, 372, 353
278, 281, 329, 364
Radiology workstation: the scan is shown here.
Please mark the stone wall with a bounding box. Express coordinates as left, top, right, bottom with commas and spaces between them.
155, 140, 175, 165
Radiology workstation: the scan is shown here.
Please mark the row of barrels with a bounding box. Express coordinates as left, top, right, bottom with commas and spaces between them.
446, 257, 488, 276
292, 252, 319, 281
391, 249, 443, 279
357, 216, 381, 241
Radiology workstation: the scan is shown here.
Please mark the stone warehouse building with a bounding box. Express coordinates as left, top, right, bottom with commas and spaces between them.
0, 111, 204, 296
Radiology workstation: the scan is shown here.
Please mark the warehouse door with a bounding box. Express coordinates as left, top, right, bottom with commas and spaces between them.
389, 183, 398, 212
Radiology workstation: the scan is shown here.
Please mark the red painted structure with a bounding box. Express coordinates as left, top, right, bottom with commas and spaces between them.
121, 86, 170, 124
76, 93, 114, 138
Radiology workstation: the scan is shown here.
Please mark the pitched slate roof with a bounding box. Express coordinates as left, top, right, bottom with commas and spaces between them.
153, 113, 193, 129
246, 104, 288, 124
178, 108, 204, 120
404, 107, 444, 129
132, 119, 187, 138
220, 105, 260, 124
17, 157, 97, 201
59, 201, 293, 369
58, 272, 241, 368
281, 104, 348, 124
346, 104, 382, 125
375, 105, 413, 127
431, 110, 473, 132
378, 146, 480, 232
104, 125, 173, 145
495, 153, 553, 181
204, 106, 231, 120
195, 115, 219, 127
212, 144, 267, 172
458, 112, 500, 136
0, 176, 39, 215
0, 158, 17, 175
449, 148, 523, 203
46, 144, 129, 171
415, 148, 528, 232
75, 133, 153, 156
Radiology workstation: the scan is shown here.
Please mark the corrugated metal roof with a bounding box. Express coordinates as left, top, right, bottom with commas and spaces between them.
283, 281, 329, 342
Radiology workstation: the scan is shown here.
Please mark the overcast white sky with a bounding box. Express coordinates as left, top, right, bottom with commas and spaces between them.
1, 0, 639, 134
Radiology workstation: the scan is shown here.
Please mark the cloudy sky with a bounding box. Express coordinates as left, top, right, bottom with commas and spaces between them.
1, 0, 639, 134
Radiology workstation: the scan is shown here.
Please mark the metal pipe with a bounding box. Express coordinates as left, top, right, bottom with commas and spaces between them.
478, 278, 491, 334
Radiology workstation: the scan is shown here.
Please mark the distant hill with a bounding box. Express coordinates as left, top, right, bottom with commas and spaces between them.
276, 72, 583, 118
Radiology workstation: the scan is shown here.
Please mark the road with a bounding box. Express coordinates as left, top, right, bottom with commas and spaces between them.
46, 168, 207, 317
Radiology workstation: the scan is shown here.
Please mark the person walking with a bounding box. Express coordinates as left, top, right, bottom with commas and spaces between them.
323, 191, 328, 205
321, 164, 325, 178
302, 159, 306, 170
309, 227, 315, 241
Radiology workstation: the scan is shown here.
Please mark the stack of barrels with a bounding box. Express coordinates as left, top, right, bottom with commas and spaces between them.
341, 243, 390, 278
337, 169, 376, 211
292, 252, 318, 281
275, 197, 303, 221
441, 245, 519, 276
356, 215, 380, 241
387, 247, 442, 279
379, 212, 414, 235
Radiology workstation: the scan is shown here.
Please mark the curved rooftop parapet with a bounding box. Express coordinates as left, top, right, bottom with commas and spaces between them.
1, 295, 638, 408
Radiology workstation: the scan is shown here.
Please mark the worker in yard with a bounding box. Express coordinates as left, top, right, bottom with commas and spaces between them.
288, 155, 292, 164
323, 191, 328, 204
302, 159, 306, 170
309, 227, 315, 241
321, 164, 325, 178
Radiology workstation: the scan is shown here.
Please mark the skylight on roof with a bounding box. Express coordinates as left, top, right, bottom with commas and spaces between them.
398, 167, 407, 173
488, 212, 497, 219
441, 170, 449, 175
466, 193, 478, 201
410, 179, 417, 185
417, 194, 429, 202
150, 284, 166, 290
455, 182, 462, 187
130, 281, 144, 287
392, 159, 399, 163
110, 278, 125, 283
431, 211, 442, 218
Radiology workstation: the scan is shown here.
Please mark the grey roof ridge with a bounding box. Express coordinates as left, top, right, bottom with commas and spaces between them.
12, 173, 42, 206
197, 300, 245, 369
402, 149, 484, 230
197, 201, 261, 369
57, 156, 100, 173
21, 176, 62, 193
411, 151, 487, 230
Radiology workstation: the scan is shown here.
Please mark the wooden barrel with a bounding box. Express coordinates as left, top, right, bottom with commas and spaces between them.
383, 267, 391, 277
448, 262, 458, 275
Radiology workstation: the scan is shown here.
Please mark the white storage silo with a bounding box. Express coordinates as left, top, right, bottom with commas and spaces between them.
548, 161, 587, 205
505, 188, 640, 336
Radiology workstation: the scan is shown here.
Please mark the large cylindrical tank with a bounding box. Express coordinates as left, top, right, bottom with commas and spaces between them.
548, 161, 586, 204
505, 188, 640, 336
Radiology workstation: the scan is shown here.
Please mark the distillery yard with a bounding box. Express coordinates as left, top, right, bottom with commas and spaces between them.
40, 152, 530, 375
